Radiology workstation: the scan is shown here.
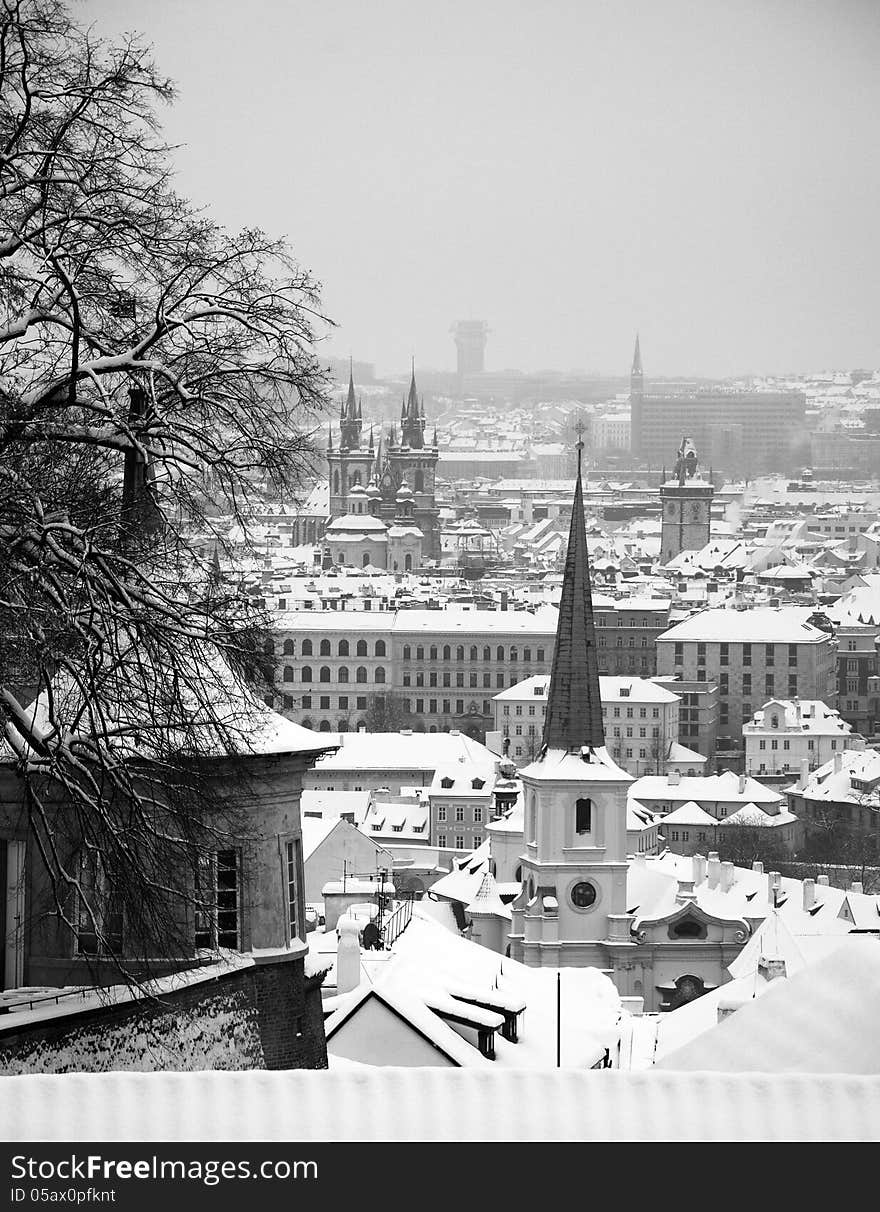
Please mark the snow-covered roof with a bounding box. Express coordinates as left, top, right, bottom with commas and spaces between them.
657, 943, 880, 1074
494, 674, 679, 704
310, 730, 496, 773
5, 1069, 876, 1142
629, 770, 782, 807
662, 801, 718, 827
658, 606, 830, 645
744, 699, 855, 735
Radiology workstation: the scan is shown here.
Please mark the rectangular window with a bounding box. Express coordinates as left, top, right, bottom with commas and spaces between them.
473, 834, 482, 848
286, 839, 303, 942
356, 696, 367, 709
455, 805, 465, 821
437, 833, 446, 848
455, 835, 465, 849
438, 806, 447, 822
195, 849, 240, 950
674, 642, 683, 663
338, 696, 348, 709
473, 806, 482, 823
76, 850, 123, 956
743, 644, 752, 667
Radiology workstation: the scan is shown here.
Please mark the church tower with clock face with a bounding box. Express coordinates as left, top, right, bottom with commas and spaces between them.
660, 436, 713, 564
508, 437, 634, 969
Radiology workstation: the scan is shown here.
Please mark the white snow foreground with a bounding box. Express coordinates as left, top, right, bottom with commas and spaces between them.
2, 1069, 877, 1142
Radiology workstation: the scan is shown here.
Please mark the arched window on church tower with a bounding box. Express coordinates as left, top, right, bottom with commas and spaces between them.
576, 798, 592, 835
414, 469, 424, 492
333, 471, 339, 494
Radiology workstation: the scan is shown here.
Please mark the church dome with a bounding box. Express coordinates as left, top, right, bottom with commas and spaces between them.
396, 483, 414, 502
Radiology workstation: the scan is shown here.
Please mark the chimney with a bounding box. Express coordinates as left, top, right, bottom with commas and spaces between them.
803, 878, 815, 911
752, 860, 764, 875
693, 853, 707, 886
851, 881, 864, 895
768, 870, 782, 904
335, 915, 362, 995
721, 861, 735, 893
707, 852, 721, 890
758, 954, 787, 983
738, 772, 747, 795
676, 878, 697, 905
833, 752, 843, 773
667, 770, 681, 786
817, 874, 830, 887
797, 758, 810, 791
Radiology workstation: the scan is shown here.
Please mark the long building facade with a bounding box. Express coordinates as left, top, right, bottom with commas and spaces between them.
268, 598, 671, 739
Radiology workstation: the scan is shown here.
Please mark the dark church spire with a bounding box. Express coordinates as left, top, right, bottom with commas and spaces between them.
541, 429, 604, 752
401, 360, 425, 449
340, 361, 361, 449
631, 331, 643, 376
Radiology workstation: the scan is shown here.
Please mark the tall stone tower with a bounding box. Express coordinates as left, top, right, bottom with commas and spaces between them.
327, 366, 375, 518
451, 319, 489, 377
629, 332, 644, 460
386, 364, 440, 559
660, 436, 713, 563
508, 438, 633, 969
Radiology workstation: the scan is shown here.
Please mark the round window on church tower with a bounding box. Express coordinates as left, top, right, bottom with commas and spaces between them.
570, 881, 598, 910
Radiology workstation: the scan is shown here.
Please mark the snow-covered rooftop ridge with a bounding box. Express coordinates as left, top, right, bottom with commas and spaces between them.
3, 1069, 878, 1141
2, 644, 334, 764
494, 673, 679, 703
658, 605, 831, 644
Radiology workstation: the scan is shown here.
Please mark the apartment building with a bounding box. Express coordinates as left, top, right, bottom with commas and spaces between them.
492, 674, 698, 776
656, 607, 838, 758
744, 698, 863, 777
270, 598, 671, 738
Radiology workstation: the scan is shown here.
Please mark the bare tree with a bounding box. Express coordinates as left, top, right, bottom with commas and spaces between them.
0, 1, 331, 985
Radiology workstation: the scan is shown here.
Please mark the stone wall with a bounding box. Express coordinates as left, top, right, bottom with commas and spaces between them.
0, 955, 327, 1074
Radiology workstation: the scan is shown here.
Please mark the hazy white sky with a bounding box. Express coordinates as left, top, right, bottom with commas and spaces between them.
85, 0, 880, 378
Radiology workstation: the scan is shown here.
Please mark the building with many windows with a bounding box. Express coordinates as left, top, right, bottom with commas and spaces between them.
270, 596, 671, 738
491, 674, 706, 777
743, 699, 864, 777
656, 608, 838, 758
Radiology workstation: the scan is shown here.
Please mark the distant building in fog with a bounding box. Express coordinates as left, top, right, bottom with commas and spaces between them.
629, 336, 807, 474
451, 319, 489, 376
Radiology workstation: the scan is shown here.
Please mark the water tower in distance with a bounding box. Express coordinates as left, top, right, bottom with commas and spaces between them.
451, 319, 489, 376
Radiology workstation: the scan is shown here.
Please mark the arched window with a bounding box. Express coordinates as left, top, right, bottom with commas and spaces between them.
443, 645, 451, 660
416, 645, 424, 661
282, 667, 294, 683
319, 666, 331, 683
375, 667, 386, 684
356, 667, 367, 683
375, 640, 386, 657
338, 552, 345, 565
356, 720, 366, 732
356, 640, 368, 656
338, 639, 349, 656
576, 798, 592, 834
362, 552, 370, 566
338, 666, 349, 683
302, 666, 313, 682
414, 469, 424, 492
350, 470, 361, 487
523, 647, 531, 663
263, 639, 274, 656
302, 639, 313, 656
338, 719, 349, 732
510, 646, 518, 663
320, 639, 331, 656
319, 720, 331, 732
301, 717, 313, 729
404, 554, 413, 571
430, 646, 438, 661
457, 646, 465, 661
483, 646, 491, 661
283, 639, 295, 656
497, 645, 504, 662
403, 645, 411, 661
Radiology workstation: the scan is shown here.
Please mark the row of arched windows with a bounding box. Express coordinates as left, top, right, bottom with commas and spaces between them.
274, 638, 387, 658
401, 644, 544, 663
293, 666, 385, 684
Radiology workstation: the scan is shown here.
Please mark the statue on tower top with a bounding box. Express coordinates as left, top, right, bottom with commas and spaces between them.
672, 436, 700, 484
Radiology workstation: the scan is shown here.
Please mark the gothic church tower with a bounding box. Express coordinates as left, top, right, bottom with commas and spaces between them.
508, 438, 633, 969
